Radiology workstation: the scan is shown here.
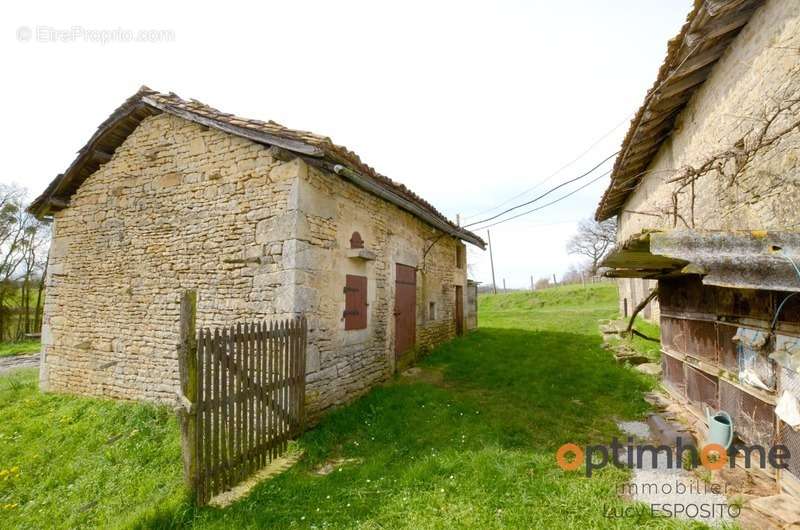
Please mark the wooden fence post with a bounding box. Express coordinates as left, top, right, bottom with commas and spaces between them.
300, 316, 307, 434
176, 290, 198, 497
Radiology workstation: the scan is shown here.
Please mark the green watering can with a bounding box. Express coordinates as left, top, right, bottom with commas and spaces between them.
705, 406, 734, 449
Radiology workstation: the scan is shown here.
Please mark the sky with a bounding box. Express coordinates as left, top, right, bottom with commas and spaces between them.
1, 0, 691, 289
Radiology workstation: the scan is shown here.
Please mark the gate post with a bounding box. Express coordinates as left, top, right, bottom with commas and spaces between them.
176, 290, 198, 497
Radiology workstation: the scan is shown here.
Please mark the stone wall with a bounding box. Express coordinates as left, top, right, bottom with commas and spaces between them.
289, 163, 466, 417
42, 114, 296, 401
41, 111, 468, 419
617, 0, 800, 242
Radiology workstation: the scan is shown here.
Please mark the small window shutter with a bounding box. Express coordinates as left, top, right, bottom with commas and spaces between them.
344, 274, 368, 330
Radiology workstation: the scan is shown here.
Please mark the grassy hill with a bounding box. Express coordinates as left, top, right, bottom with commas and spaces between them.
480, 283, 618, 311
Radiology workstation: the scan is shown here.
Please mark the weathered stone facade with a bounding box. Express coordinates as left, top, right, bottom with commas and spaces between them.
599, 0, 800, 497
277, 157, 466, 414
41, 112, 468, 418
617, 0, 800, 242
616, 278, 659, 323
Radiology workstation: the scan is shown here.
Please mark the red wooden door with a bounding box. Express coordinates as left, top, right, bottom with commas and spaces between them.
394, 263, 416, 358
455, 285, 464, 336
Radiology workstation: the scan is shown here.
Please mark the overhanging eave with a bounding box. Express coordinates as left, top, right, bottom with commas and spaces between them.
601, 230, 800, 292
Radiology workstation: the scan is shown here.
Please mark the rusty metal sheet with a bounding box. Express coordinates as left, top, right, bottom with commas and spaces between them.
660, 276, 716, 314
685, 319, 718, 363
717, 322, 739, 372
661, 316, 686, 353
659, 277, 688, 313
663, 354, 686, 397
715, 287, 774, 320
685, 365, 719, 412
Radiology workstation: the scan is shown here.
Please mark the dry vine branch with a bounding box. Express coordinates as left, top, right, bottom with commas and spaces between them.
623, 288, 659, 342
623, 77, 800, 230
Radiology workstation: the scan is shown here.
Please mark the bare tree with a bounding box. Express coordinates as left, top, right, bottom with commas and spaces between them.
566, 218, 617, 276
561, 262, 592, 285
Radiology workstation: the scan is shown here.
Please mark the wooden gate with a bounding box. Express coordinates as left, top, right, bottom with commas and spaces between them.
176, 292, 308, 505
394, 263, 416, 359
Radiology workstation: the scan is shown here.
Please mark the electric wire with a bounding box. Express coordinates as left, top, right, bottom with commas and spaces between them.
461, 115, 632, 221
771, 253, 800, 331
470, 169, 611, 231
464, 152, 617, 228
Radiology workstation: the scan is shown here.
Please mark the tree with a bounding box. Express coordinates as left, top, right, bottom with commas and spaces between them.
566, 218, 617, 276
561, 262, 592, 285
0, 185, 50, 341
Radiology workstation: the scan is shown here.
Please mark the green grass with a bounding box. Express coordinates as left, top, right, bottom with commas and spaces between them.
0, 369, 185, 529
0, 283, 700, 529
479, 282, 619, 314
629, 318, 661, 360
0, 339, 40, 358
603, 314, 662, 363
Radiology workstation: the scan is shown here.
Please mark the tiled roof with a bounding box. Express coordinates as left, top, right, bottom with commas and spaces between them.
30, 87, 485, 248
595, 0, 763, 221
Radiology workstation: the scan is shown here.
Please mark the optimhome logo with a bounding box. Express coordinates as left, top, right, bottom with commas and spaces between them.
555, 437, 791, 477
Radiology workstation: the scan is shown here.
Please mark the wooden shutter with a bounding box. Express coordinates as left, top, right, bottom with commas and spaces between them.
344, 274, 367, 330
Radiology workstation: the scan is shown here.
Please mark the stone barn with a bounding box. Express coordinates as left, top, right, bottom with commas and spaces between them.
596, 0, 800, 494
29, 87, 484, 418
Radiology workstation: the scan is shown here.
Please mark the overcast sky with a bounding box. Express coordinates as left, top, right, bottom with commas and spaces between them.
1, 0, 691, 288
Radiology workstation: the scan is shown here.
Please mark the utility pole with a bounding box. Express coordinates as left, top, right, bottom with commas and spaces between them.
487, 230, 497, 295
530, 275, 534, 291
552, 273, 557, 286
503, 279, 507, 293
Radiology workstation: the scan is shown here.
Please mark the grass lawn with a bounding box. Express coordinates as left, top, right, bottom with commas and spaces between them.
0, 339, 41, 358
629, 317, 662, 360
0, 369, 184, 529
604, 316, 662, 362
0, 283, 700, 529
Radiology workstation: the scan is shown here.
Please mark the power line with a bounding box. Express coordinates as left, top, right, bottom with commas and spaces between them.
470, 169, 611, 231
464, 151, 617, 228
461, 115, 631, 221
508, 218, 581, 230
472, 169, 610, 231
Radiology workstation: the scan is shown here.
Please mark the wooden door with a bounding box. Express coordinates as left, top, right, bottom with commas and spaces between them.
455, 285, 464, 336
394, 264, 416, 359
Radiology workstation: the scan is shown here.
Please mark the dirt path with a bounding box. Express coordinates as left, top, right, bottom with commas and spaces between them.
0, 353, 40, 374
